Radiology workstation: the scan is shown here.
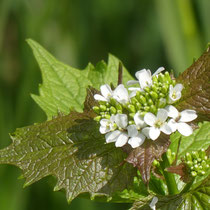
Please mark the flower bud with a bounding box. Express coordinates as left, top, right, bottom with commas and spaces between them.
104, 114, 111, 119
99, 105, 107, 112
128, 104, 136, 113
150, 105, 157, 114
110, 106, 117, 114
191, 171, 197, 177
150, 91, 158, 100
93, 106, 100, 114
94, 116, 101, 122
139, 95, 146, 104
129, 113, 135, 118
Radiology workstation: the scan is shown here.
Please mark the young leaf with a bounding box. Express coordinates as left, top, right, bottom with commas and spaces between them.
176, 47, 210, 121
0, 89, 136, 203
27, 39, 133, 119
126, 134, 170, 185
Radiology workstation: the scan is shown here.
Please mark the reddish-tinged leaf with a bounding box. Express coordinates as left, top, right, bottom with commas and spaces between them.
176, 47, 210, 121
126, 134, 170, 184
167, 163, 191, 183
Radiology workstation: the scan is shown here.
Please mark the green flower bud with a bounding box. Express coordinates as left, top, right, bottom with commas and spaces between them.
117, 110, 122, 114
110, 106, 117, 114
139, 95, 146, 104
185, 153, 192, 162
129, 120, 135, 125
135, 102, 142, 110
116, 103, 122, 111
191, 171, 197, 177
186, 161, 193, 167
151, 85, 158, 92
129, 113, 135, 118
144, 106, 150, 112
100, 105, 107, 112
104, 114, 111, 119
150, 105, 157, 114
199, 149, 206, 159
158, 73, 165, 83
152, 76, 158, 83
161, 85, 168, 94
131, 97, 138, 104
153, 159, 160, 167
99, 101, 107, 105
172, 80, 176, 86
150, 91, 158, 100
93, 106, 100, 114
94, 116, 101, 122
164, 71, 171, 82
128, 104, 136, 113
192, 151, 199, 159
140, 111, 147, 117
144, 86, 150, 93
148, 99, 154, 105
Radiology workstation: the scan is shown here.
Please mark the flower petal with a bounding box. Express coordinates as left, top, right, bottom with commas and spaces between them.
113, 84, 129, 104
134, 112, 146, 128
115, 114, 128, 129
100, 84, 112, 99
149, 127, 160, 140
160, 123, 172, 135
144, 113, 156, 126
177, 123, 193, 136
127, 80, 139, 86
165, 105, 179, 119
127, 125, 138, 137
100, 119, 109, 126
153, 67, 165, 76
135, 69, 152, 89
157, 109, 168, 122
142, 127, 150, 139
94, 94, 107, 101
168, 119, 177, 132
128, 134, 145, 148
99, 126, 110, 134
105, 130, 121, 143
179, 110, 197, 122
115, 132, 129, 147
149, 196, 158, 210
174, 83, 183, 92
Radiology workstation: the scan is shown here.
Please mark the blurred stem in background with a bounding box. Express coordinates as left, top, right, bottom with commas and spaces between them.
0, 0, 209, 210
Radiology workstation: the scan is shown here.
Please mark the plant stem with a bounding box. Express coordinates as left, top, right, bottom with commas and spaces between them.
180, 178, 195, 194
160, 153, 179, 195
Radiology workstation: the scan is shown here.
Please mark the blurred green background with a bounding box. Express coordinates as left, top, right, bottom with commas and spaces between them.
0, 0, 209, 209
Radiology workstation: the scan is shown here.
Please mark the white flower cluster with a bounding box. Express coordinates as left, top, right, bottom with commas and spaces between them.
93, 68, 197, 148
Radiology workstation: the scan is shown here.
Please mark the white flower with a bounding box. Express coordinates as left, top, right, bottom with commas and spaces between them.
149, 196, 158, 210
168, 84, 183, 104
94, 84, 113, 102
105, 114, 129, 147
113, 84, 130, 104
143, 109, 172, 140
166, 105, 197, 136
99, 115, 116, 134
127, 125, 145, 148
127, 67, 164, 90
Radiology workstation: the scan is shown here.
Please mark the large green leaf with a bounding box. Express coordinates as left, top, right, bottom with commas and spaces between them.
0, 89, 136, 203
27, 39, 133, 119
176, 47, 210, 121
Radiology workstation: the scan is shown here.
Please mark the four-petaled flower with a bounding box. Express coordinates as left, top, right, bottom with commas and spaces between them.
113, 84, 130, 104
105, 114, 129, 147
143, 109, 172, 140
168, 83, 183, 104
99, 115, 116, 134
166, 105, 197, 136
127, 67, 164, 90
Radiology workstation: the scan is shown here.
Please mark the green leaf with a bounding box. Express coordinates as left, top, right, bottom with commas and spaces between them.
27, 39, 133, 119
176, 47, 210, 121
131, 177, 210, 210
0, 89, 136, 203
